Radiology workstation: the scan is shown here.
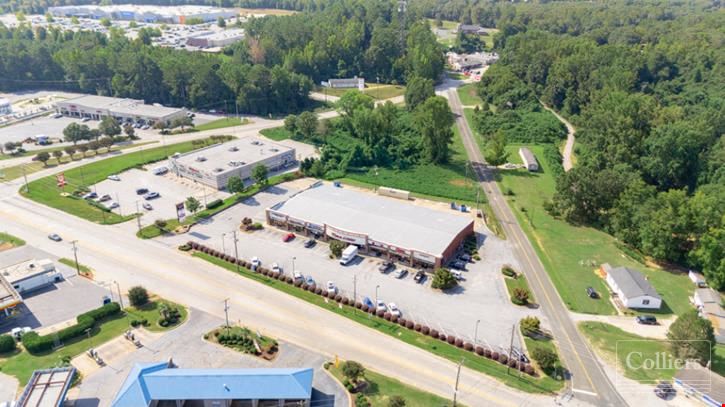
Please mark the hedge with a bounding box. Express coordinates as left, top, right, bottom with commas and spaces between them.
22, 302, 121, 354
206, 199, 223, 209
0, 334, 16, 353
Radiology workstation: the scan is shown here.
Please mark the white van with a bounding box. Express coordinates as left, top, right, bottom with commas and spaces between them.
339, 245, 358, 265
152, 166, 168, 175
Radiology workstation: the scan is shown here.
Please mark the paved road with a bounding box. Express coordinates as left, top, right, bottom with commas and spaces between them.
446, 87, 627, 407
539, 101, 576, 171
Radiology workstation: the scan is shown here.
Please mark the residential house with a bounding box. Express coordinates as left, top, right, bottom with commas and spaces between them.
602, 264, 662, 309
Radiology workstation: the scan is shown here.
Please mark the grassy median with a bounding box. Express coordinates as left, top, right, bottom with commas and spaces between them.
194, 251, 563, 394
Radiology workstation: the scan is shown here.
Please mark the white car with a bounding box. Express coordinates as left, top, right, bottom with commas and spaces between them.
326, 281, 337, 295
376, 300, 386, 313
387, 303, 401, 317
271, 263, 282, 274
81, 117, 90, 122
107, 174, 121, 181
293, 271, 303, 282
251, 257, 261, 270
107, 202, 119, 209
142, 202, 153, 210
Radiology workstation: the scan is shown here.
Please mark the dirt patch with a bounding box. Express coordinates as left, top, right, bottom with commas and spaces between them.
448, 178, 467, 187
0, 242, 13, 252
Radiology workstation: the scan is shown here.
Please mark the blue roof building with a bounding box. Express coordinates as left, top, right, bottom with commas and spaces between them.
112, 362, 314, 407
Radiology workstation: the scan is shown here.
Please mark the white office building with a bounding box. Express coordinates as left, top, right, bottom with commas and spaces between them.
2, 259, 62, 294
0, 98, 11, 116
56, 95, 186, 126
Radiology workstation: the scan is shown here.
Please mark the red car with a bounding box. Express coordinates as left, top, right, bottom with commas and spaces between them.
282, 233, 296, 242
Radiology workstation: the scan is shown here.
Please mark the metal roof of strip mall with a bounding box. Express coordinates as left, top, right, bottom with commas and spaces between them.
269, 183, 473, 257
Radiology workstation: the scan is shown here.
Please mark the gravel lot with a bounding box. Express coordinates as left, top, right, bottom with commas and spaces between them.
159, 181, 544, 350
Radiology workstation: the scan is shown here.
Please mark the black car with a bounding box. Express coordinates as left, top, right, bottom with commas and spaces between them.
303, 239, 316, 248
136, 187, 149, 195
458, 253, 472, 262
378, 262, 394, 273
654, 381, 675, 399
450, 260, 466, 270
413, 270, 426, 283
586, 287, 598, 299
636, 315, 658, 325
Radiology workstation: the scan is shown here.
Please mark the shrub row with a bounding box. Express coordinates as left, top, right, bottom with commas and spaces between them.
206, 199, 223, 209
22, 302, 121, 354
0, 334, 16, 353
191, 243, 537, 377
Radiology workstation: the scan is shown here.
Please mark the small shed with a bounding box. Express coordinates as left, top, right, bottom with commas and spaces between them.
518, 147, 539, 172
602, 263, 662, 309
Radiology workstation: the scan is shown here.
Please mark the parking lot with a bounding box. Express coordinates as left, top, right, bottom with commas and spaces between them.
91, 164, 230, 222
159, 180, 544, 350
0, 245, 112, 333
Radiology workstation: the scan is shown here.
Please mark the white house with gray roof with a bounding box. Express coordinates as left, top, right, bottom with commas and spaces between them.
602, 263, 662, 309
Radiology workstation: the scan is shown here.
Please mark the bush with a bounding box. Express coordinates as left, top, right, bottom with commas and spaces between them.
511, 287, 530, 305
525, 365, 535, 376
447, 335, 456, 345
0, 335, 16, 353
128, 286, 149, 307
475, 346, 484, 356
455, 338, 464, 348
532, 347, 558, 371
492, 351, 500, 360
484, 348, 492, 358
388, 395, 406, 407
341, 360, 365, 383
376, 309, 385, 317
429, 329, 438, 337
178, 243, 191, 251
464, 342, 473, 351
206, 199, 223, 209
360, 304, 368, 312
329, 240, 346, 258
405, 320, 414, 329
501, 265, 517, 278
498, 354, 508, 364
421, 326, 430, 335
520, 316, 541, 337
431, 268, 458, 290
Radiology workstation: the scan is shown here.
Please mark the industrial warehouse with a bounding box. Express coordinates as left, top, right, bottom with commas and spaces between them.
267, 183, 474, 268
169, 136, 296, 190
48, 5, 237, 24
56, 95, 187, 126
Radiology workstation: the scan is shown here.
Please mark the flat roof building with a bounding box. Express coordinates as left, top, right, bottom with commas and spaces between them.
56, 95, 186, 126
519, 147, 539, 172
2, 259, 61, 294
112, 362, 313, 407
0, 274, 22, 317
324, 77, 365, 89
267, 183, 474, 268
187, 28, 245, 48
0, 98, 11, 115
169, 136, 296, 190
16, 367, 76, 407
49, 5, 237, 24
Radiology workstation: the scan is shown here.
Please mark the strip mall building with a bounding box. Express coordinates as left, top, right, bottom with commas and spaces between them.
267, 183, 474, 268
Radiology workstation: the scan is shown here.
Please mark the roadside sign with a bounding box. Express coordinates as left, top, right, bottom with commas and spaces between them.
56, 173, 66, 188
176, 202, 186, 222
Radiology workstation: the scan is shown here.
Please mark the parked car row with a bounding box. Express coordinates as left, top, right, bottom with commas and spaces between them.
378, 261, 427, 284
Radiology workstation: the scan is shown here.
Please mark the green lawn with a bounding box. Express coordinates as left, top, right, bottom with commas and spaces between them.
504, 274, 535, 305
0, 232, 25, 247
195, 252, 563, 394
458, 83, 483, 106
494, 143, 693, 315
328, 362, 453, 407
427, 18, 459, 30
126, 299, 188, 332
523, 336, 566, 382
20, 137, 227, 225
206, 325, 277, 355
194, 117, 250, 131
260, 127, 293, 141
58, 258, 92, 276
315, 84, 405, 100
579, 321, 677, 382
713, 345, 725, 377
137, 219, 182, 239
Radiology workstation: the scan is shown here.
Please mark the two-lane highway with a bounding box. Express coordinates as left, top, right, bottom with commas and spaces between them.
446, 87, 627, 407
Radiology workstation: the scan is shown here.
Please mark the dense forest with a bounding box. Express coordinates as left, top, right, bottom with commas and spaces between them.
471, 1, 724, 288
0, 0, 443, 113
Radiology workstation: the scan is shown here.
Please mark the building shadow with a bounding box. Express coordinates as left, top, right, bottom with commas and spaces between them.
0, 303, 42, 332
70, 397, 100, 407
311, 388, 337, 407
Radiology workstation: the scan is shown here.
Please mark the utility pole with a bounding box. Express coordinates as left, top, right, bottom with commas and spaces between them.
135, 201, 141, 232
70, 240, 81, 276
113, 281, 124, 308
116, 193, 123, 217
375, 285, 380, 309
353, 274, 357, 314
22, 165, 29, 193
221, 233, 227, 255
507, 323, 516, 374
474, 319, 481, 345
453, 357, 464, 406
292, 256, 296, 273
223, 298, 230, 328
231, 231, 239, 273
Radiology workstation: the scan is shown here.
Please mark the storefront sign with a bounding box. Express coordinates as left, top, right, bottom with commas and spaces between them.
288, 217, 306, 227
413, 251, 437, 264
369, 240, 389, 250
268, 211, 287, 222
326, 225, 367, 245
176, 202, 186, 222
388, 245, 411, 256
307, 223, 324, 233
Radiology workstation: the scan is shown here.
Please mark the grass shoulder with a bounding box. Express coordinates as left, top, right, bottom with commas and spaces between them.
260, 127, 294, 141
58, 258, 93, 277
126, 298, 188, 332
458, 83, 483, 106
194, 117, 251, 132
326, 360, 453, 407
0, 232, 25, 248
205, 325, 278, 359
193, 251, 562, 394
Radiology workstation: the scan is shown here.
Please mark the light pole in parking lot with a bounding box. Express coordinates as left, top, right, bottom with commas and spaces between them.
292, 257, 296, 273
221, 233, 227, 255
474, 319, 481, 345
70, 240, 81, 276
375, 285, 380, 309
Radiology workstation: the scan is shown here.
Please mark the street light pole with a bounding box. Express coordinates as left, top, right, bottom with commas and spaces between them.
453, 357, 464, 406
135, 201, 141, 232
353, 274, 357, 314
113, 281, 124, 308
223, 298, 230, 329
232, 231, 240, 273
474, 319, 481, 345
221, 233, 226, 255
375, 285, 380, 309
70, 240, 81, 276
292, 256, 296, 273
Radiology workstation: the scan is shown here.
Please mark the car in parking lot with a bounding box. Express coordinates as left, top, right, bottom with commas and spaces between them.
586, 286, 598, 299
305, 276, 315, 286
451, 270, 464, 281
144, 191, 160, 200
82, 191, 98, 200
141, 124, 150, 130
387, 303, 401, 317
458, 253, 472, 262
413, 270, 426, 283
251, 257, 261, 270
107, 202, 119, 209
378, 261, 394, 274
376, 300, 386, 313
81, 117, 90, 122
450, 260, 467, 270
635, 315, 658, 325
282, 232, 295, 242
654, 381, 675, 399
98, 194, 111, 202
10, 327, 32, 340
107, 174, 121, 181
142, 202, 153, 210
326, 281, 337, 295
303, 239, 316, 248
48, 233, 62, 242
395, 269, 408, 279
363, 297, 374, 309
293, 271, 303, 282
136, 187, 149, 195
271, 263, 282, 274
511, 348, 529, 363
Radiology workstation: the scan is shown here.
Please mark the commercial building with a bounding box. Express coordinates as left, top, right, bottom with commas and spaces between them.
56, 95, 186, 126
16, 367, 76, 407
267, 183, 474, 268
0, 98, 11, 115
519, 147, 539, 172
2, 259, 62, 294
323, 77, 365, 89
112, 362, 313, 407
674, 361, 725, 407
447, 52, 499, 71
457, 24, 488, 35
187, 29, 245, 48
602, 264, 662, 309
0, 274, 22, 318
48, 5, 237, 24
169, 136, 296, 190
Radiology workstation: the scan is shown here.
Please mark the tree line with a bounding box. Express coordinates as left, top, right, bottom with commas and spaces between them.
473, 1, 724, 288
